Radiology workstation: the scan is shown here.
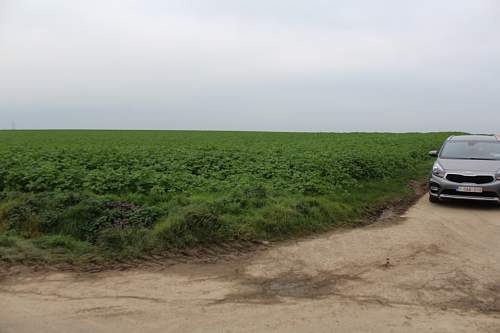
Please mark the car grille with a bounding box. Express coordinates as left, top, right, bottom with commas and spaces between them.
445, 174, 494, 184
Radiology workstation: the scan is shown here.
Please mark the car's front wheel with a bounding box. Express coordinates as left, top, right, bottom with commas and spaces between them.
429, 194, 440, 203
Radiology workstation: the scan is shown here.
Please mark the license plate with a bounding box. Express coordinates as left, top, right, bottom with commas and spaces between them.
457, 186, 483, 193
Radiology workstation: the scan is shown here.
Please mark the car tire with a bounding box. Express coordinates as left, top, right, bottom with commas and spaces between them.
429, 194, 439, 203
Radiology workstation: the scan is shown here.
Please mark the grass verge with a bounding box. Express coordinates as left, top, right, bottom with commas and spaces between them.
0, 163, 432, 267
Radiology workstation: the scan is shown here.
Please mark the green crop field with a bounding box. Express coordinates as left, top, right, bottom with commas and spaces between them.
0, 130, 451, 264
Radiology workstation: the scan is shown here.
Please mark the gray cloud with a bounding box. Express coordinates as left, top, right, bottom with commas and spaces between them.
1, 0, 499, 132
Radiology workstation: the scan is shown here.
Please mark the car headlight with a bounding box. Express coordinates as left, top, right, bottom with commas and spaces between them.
432, 161, 446, 178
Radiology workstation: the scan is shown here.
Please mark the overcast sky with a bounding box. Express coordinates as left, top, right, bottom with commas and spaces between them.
1, 0, 499, 132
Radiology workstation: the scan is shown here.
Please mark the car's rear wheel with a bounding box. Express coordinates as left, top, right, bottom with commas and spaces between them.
429, 194, 440, 203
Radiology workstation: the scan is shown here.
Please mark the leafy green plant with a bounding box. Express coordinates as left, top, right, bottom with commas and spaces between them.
0, 130, 455, 263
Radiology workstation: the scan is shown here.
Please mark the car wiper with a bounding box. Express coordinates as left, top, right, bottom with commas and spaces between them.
465, 157, 497, 160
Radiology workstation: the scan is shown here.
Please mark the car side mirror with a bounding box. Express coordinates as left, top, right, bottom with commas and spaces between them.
428, 150, 438, 157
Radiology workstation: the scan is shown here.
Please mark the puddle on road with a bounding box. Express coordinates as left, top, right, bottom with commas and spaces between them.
214, 270, 362, 304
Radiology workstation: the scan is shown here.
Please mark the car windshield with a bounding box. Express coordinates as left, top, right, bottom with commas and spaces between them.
440, 140, 500, 160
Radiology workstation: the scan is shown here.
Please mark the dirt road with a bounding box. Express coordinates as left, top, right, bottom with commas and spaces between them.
1, 196, 500, 333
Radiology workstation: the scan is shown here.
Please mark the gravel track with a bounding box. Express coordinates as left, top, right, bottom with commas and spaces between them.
1, 196, 500, 332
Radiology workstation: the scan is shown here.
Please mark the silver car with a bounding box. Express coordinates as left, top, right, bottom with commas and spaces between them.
428, 134, 500, 204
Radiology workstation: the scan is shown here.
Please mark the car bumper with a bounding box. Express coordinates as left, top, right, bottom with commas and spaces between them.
429, 175, 500, 202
